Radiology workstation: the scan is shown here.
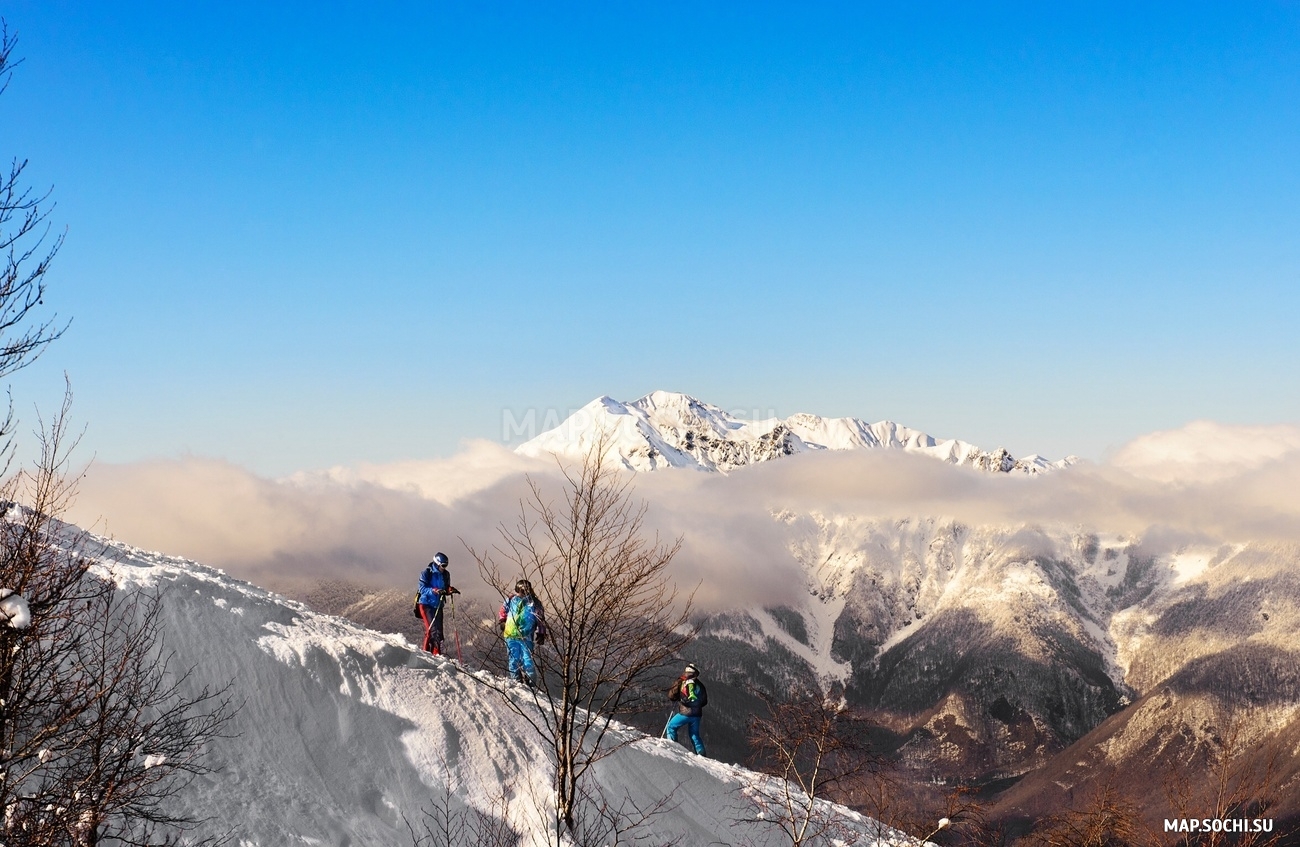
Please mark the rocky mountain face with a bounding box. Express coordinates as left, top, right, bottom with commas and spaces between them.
994, 648, 1300, 837
517, 391, 1076, 474
686, 517, 1300, 809
687, 518, 1135, 780
987, 542, 1300, 833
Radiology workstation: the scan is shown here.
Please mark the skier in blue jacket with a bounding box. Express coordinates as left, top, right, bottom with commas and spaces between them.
417, 553, 457, 654
664, 663, 707, 755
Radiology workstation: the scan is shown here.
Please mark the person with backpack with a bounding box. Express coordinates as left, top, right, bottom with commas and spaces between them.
498, 578, 546, 687
417, 553, 458, 655
663, 663, 707, 756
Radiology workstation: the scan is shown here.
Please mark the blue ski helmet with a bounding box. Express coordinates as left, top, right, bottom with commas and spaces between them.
432, 552, 449, 568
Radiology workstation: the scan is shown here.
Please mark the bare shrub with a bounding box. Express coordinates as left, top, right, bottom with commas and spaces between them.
468, 437, 695, 841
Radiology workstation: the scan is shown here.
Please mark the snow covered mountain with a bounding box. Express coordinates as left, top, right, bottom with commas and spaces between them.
516, 391, 1077, 474
989, 541, 1300, 831
85, 535, 900, 846
691, 518, 1133, 776
687, 514, 1300, 794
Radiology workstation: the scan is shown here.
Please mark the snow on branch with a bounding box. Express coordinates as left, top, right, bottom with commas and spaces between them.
1, 588, 31, 629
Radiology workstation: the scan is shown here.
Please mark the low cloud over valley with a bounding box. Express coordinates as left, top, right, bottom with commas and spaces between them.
62, 422, 1300, 611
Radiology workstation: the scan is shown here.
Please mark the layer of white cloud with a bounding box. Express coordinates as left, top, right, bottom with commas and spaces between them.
1108, 420, 1300, 484
58, 421, 1300, 613
294, 439, 549, 505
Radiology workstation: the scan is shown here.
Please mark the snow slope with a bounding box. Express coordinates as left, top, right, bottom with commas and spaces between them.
89, 535, 903, 846
517, 391, 1076, 474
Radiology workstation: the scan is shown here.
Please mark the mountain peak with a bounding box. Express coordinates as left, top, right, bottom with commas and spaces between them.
516, 391, 1074, 475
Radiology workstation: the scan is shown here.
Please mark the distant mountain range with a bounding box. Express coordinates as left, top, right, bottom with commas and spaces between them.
516, 391, 1078, 474
683, 516, 1300, 834
509, 392, 1300, 831
277, 392, 1299, 835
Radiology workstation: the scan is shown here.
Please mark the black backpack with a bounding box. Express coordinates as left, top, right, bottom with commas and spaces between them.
413, 566, 433, 618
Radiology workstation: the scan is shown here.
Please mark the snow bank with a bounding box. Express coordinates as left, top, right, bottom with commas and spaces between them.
90, 539, 904, 846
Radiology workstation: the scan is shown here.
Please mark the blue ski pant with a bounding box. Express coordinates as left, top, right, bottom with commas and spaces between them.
505, 637, 536, 681
663, 714, 705, 755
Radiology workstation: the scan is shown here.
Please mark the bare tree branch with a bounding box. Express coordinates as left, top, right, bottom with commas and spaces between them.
741, 694, 877, 847
0, 389, 237, 846
466, 432, 696, 842
0, 24, 67, 390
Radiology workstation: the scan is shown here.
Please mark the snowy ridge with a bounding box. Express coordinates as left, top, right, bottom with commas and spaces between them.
699, 515, 1159, 778
84, 535, 903, 846
702, 512, 1300, 785
517, 391, 1077, 474
782, 515, 1146, 688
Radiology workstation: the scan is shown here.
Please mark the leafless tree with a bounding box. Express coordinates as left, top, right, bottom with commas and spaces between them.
1161, 710, 1291, 847
467, 437, 695, 842
0, 35, 233, 843
1, 23, 66, 443
566, 781, 683, 847
742, 695, 878, 847
406, 759, 523, 847
1027, 784, 1150, 847
1, 395, 236, 846
844, 763, 993, 847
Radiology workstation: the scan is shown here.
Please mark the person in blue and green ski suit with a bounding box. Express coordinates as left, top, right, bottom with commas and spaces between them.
664, 663, 707, 755
418, 552, 457, 654
498, 578, 546, 686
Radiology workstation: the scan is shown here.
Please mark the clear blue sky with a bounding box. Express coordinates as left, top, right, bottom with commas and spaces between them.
4, 2, 1298, 475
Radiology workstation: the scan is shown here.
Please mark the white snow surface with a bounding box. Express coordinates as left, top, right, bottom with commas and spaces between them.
87, 537, 905, 847
0, 588, 31, 629
517, 391, 1077, 474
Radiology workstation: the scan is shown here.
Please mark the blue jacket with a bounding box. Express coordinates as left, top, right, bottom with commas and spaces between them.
418, 565, 450, 606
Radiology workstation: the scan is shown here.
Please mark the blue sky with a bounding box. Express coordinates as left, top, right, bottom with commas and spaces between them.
4, 2, 1298, 476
